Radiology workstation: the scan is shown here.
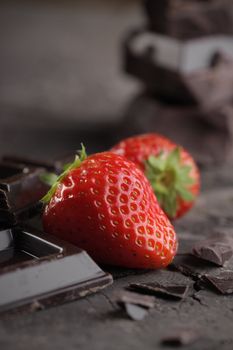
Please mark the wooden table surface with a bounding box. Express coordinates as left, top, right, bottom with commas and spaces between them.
1, 2, 233, 350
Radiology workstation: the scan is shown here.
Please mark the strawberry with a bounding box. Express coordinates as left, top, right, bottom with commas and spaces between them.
42, 147, 177, 269
111, 133, 200, 219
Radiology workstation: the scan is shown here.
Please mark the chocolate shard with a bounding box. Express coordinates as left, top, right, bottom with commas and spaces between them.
129, 282, 189, 300
144, 0, 233, 39
161, 329, 200, 346
202, 271, 233, 294
116, 290, 155, 321
169, 263, 202, 281
192, 237, 233, 267
116, 290, 155, 309
124, 303, 148, 321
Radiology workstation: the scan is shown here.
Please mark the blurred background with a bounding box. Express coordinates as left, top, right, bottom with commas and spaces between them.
0, 0, 142, 158
1, 0, 233, 163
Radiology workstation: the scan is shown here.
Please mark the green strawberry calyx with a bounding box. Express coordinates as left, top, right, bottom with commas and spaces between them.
145, 147, 195, 218
41, 144, 87, 204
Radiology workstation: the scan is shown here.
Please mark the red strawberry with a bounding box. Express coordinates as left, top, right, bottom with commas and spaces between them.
42, 147, 177, 269
111, 133, 200, 219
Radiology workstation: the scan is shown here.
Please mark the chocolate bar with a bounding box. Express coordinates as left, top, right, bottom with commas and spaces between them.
123, 30, 233, 106
144, 0, 233, 39
0, 225, 112, 313
0, 162, 48, 229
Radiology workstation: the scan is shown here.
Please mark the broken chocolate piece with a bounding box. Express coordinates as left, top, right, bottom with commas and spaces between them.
169, 263, 202, 281
116, 290, 155, 309
161, 329, 199, 346
129, 282, 189, 300
0, 225, 113, 313
116, 290, 155, 321
192, 237, 233, 267
202, 271, 233, 294
144, 0, 233, 39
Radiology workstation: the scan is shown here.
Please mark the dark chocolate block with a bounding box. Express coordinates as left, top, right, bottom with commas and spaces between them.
0, 162, 48, 228
144, 0, 233, 39
0, 226, 113, 313
123, 30, 233, 106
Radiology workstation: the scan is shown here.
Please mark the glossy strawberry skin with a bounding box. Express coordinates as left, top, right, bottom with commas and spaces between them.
111, 134, 200, 219
43, 152, 177, 269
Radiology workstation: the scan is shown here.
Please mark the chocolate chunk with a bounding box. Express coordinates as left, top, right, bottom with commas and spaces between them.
161, 329, 199, 346
144, 0, 233, 39
124, 303, 148, 321
123, 30, 233, 106
202, 271, 233, 294
129, 282, 189, 300
192, 237, 233, 266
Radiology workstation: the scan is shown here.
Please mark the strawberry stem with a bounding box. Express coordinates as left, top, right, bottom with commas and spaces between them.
41, 144, 87, 204
145, 147, 195, 218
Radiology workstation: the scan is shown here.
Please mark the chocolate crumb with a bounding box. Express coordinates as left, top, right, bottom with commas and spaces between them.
161, 329, 199, 347
29, 300, 44, 312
